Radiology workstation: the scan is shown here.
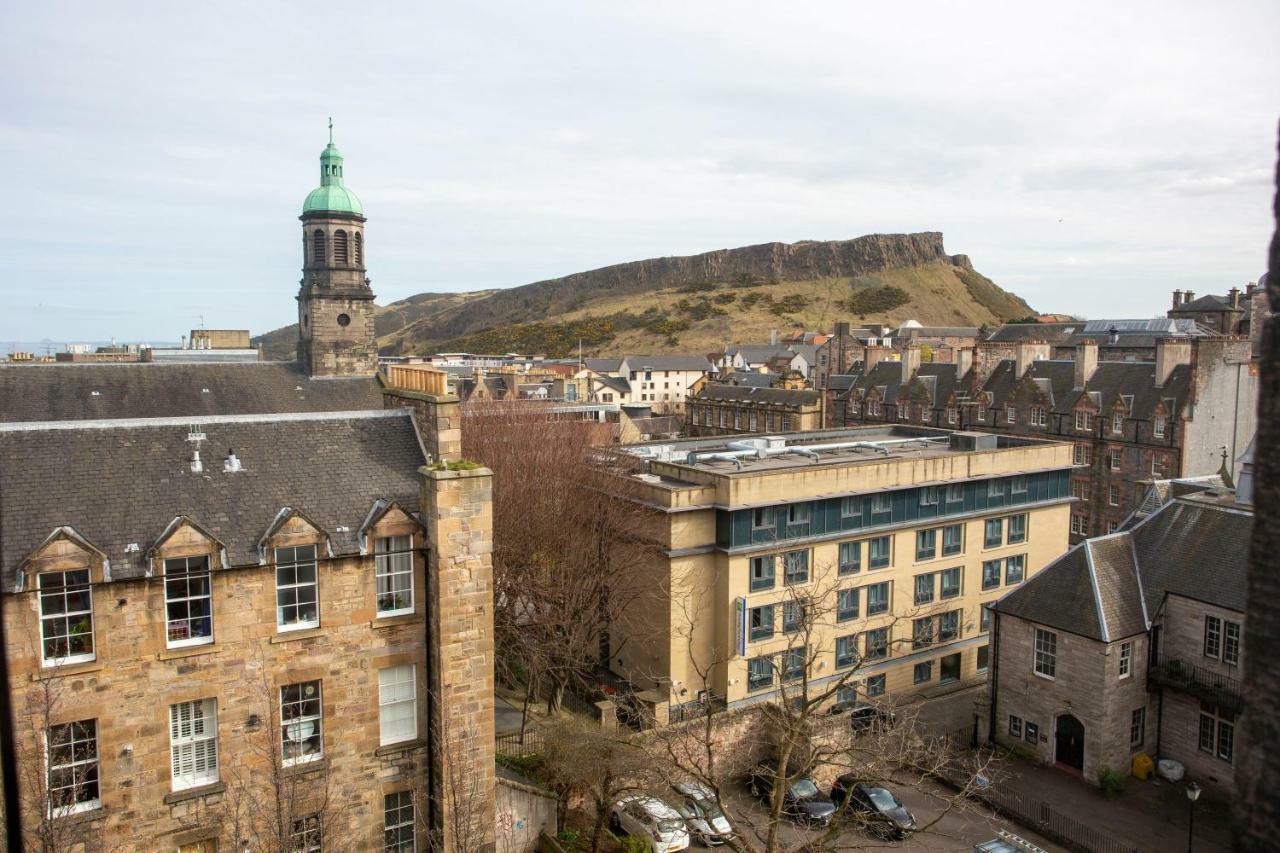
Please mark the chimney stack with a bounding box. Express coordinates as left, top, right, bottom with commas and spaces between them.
1172, 289, 1183, 309
1246, 281, 1257, 299
1229, 287, 1241, 309
1185, 290, 1196, 303
955, 346, 974, 378
1014, 341, 1050, 377
1074, 340, 1098, 389
864, 344, 892, 371
900, 344, 922, 384
1154, 337, 1193, 388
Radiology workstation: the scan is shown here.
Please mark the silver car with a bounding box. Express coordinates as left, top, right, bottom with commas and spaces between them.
672, 782, 734, 845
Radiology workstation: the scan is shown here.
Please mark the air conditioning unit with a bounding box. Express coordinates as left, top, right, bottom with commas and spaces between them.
949, 432, 998, 451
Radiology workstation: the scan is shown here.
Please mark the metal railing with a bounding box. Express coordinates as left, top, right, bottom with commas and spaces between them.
496, 729, 546, 756
1148, 658, 1244, 710
977, 785, 1141, 853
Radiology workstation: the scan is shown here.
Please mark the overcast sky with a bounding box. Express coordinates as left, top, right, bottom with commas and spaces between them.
2, 1, 1276, 343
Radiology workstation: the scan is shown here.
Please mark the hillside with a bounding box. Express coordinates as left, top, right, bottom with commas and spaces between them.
256, 233, 1033, 359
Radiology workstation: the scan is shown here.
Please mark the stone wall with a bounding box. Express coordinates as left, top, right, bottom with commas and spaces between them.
423, 466, 497, 852
496, 775, 558, 853
3, 543, 430, 850
383, 385, 464, 463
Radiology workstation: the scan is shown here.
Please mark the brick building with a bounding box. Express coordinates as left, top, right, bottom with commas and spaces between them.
0, 129, 496, 853
836, 337, 1257, 542
990, 483, 1249, 796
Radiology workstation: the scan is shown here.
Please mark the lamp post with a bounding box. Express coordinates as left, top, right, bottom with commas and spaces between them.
1185, 780, 1201, 852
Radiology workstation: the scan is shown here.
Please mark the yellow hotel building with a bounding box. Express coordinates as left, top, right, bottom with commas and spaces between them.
609, 426, 1074, 717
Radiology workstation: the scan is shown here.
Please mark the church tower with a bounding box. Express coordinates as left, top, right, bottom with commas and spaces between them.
297, 121, 378, 376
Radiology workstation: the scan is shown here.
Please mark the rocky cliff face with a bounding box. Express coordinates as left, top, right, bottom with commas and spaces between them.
429, 232, 956, 341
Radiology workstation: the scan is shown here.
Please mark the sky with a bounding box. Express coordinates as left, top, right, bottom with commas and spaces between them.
1, 1, 1277, 343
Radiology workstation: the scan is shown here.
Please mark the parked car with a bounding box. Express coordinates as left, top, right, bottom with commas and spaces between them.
611, 795, 691, 853
830, 776, 917, 840
745, 759, 836, 827
830, 701, 896, 734
671, 781, 734, 845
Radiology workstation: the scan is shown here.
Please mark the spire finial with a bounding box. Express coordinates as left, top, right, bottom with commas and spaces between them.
328, 116, 333, 144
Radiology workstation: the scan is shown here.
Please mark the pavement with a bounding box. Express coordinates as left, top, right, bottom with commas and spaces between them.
994, 760, 1233, 853
496, 691, 526, 735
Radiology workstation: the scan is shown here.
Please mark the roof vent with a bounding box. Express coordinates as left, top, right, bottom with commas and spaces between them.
90, 390, 101, 397
224, 449, 242, 473
201, 388, 210, 394
124, 543, 140, 553
190, 449, 203, 474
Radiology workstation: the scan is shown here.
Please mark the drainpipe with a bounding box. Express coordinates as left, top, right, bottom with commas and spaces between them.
987, 611, 1000, 747
0, 593, 21, 853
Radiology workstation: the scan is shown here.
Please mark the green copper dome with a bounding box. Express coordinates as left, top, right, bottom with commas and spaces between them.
302, 121, 364, 216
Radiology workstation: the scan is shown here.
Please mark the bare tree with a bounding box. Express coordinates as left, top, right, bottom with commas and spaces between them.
541, 715, 659, 853
647, 559, 1001, 853
410, 690, 492, 853
462, 401, 663, 725
218, 648, 351, 853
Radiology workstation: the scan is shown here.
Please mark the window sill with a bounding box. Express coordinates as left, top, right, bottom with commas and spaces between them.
157, 644, 219, 661
270, 627, 325, 644
1033, 671, 1056, 681
371, 613, 424, 630
32, 660, 103, 680
375, 737, 427, 757
164, 781, 226, 805
282, 757, 329, 778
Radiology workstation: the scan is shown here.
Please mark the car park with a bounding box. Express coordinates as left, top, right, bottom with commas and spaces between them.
671, 781, 734, 845
830, 775, 917, 840
611, 795, 691, 853
746, 759, 837, 827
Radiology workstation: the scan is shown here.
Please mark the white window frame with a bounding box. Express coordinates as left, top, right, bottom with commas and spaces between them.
379, 665, 418, 746
275, 545, 320, 631
1153, 415, 1166, 438
1031, 406, 1046, 426
375, 535, 415, 617
46, 719, 100, 816
1033, 628, 1057, 679
164, 556, 214, 649
170, 698, 219, 791
280, 680, 324, 766
1006, 407, 1016, 424
1112, 412, 1124, 434
1118, 641, 1133, 679
38, 569, 96, 667
1223, 620, 1241, 667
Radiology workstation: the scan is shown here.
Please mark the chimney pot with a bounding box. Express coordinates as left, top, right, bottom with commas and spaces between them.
1185, 290, 1195, 303
1172, 289, 1183, 309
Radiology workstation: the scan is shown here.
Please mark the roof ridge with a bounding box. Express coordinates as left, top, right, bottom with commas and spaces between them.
1082, 540, 1110, 642
0, 408, 408, 433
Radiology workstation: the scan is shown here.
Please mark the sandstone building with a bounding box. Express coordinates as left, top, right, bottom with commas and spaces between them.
0, 129, 495, 853
605, 426, 1073, 722
990, 481, 1248, 796
686, 383, 823, 437
835, 336, 1257, 542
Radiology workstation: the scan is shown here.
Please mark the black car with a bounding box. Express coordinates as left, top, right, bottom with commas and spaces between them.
745, 760, 837, 827
830, 776, 917, 840
830, 702, 896, 734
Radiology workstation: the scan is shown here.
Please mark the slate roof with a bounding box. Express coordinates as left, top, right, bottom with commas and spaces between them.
977, 357, 1190, 420
1176, 294, 1234, 312
724, 371, 779, 388
594, 374, 631, 394
995, 490, 1250, 641
583, 358, 624, 374
0, 410, 425, 588
0, 362, 384, 424
894, 325, 979, 338
623, 355, 714, 372
985, 323, 1079, 344
826, 373, 861, 392
728, 345, 802, 364
693, 385, 820, 406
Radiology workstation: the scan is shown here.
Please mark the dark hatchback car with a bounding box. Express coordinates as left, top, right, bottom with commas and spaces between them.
746, 760, 837, 827
829, 702, 896, 734
830, 775, 917, 839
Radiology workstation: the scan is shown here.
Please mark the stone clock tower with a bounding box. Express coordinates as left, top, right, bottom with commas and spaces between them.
297, 121, 378, 377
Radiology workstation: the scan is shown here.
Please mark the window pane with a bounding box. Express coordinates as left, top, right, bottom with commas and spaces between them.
39, 570, 95, 664
376, 536, 415, 615
281, 681, 323, 764
379, 665, 417, 745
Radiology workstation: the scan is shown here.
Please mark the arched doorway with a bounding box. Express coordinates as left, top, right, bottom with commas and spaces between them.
1055, 714, 1085, 771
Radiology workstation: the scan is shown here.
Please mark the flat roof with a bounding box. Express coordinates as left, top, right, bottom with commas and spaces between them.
622, 425, 1065, 477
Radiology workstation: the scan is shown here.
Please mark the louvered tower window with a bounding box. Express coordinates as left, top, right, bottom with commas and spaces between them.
312, 229, 326, 265
354, 232, 363, 266
334, 229, 349, 264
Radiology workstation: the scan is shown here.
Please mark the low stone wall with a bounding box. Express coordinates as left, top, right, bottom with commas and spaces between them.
497, 774, 558, 853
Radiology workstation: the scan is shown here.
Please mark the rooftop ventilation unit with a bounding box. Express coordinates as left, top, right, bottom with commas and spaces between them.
949, 432, 998, 451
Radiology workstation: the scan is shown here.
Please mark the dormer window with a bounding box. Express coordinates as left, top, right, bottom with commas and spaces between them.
1074, 411, 1093, 431
39, 570, 95, 666
164, 556, 213, 648
1112, 412, 1124, 434
375, 535, 415, 617
276, 545, 319, 631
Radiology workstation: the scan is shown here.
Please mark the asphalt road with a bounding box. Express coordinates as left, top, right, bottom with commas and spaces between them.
711, 777, 1063, 853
